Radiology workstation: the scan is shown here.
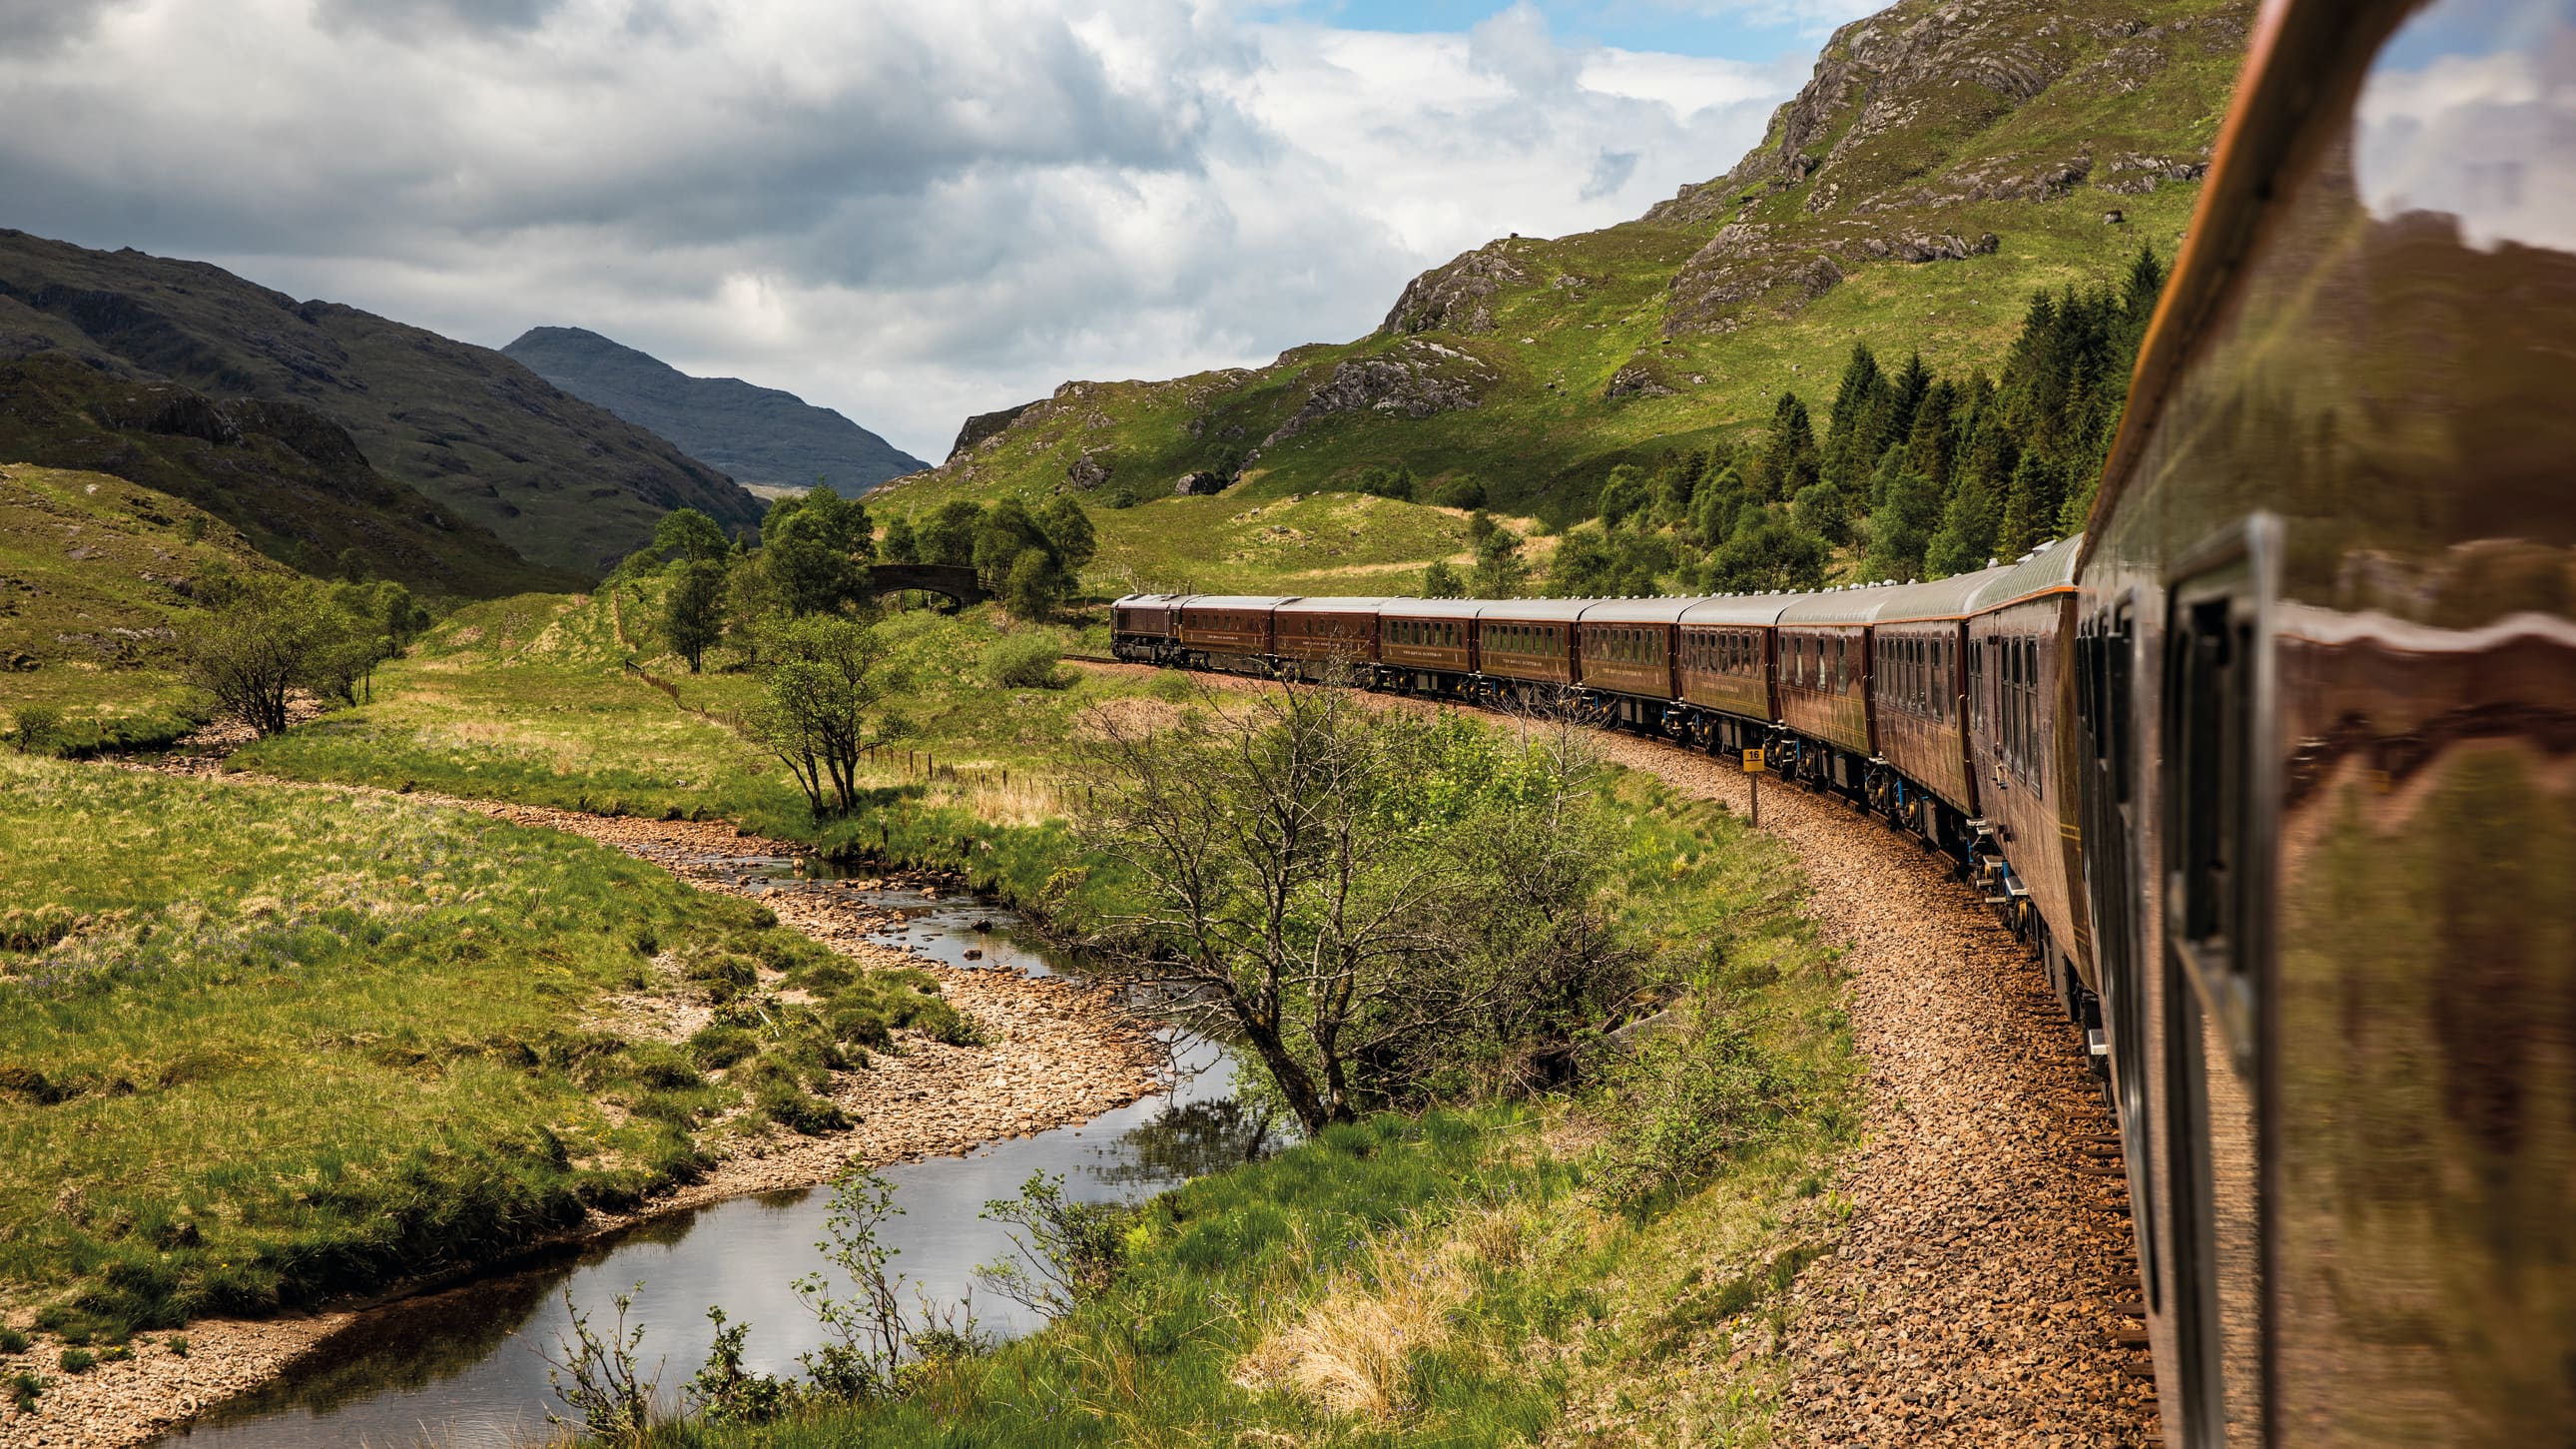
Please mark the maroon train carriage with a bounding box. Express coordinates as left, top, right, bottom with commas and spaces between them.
1272, 596, 1389, 681
1964, 538, 2088, 1004
1772, 589, 1880, 791
1675, 595, 1792, 753
1862, 568, 2005, 854
1473, 599, 1590, 702
1377, 598, 1483, 692
1110, 593, 1194, 664
1576, 598, 1698, 731
1177, 595, 1296, 673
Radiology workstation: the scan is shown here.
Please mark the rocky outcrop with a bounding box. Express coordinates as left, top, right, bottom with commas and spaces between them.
1605, 364, 1677, 401
1664, 250, 1847, 336
1260, 340, 1495, 448
1856, 231, 2001, 263
948, 400, 1039, 461
1173, 469, 1228, 496
1064, 451, 1114, 491
2101, 152, 2212, 195
1381, 245, 1530, 336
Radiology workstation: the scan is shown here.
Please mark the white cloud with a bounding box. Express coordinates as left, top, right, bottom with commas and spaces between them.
0, 0, 1803, 461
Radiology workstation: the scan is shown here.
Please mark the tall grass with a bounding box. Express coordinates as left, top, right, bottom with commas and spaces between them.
0, 755, 947, 1338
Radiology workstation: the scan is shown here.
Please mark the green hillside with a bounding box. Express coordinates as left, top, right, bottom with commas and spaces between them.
0, 230, 764, 576
0, 462, 288, 733
880, 0, 2249, 559
0, 356, 574, 599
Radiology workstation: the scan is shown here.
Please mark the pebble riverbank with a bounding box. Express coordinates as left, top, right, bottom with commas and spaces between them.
0, 784, 1157, 1449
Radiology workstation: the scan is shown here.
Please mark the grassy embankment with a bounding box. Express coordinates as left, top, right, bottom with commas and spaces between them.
627, 763, 1858, 1447
0, 465, 268, 751
0, 753, 966, 1346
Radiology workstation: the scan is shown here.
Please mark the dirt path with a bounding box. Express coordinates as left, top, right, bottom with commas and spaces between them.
1571, 731, 2155, 1447
3, 777, 1157, 1449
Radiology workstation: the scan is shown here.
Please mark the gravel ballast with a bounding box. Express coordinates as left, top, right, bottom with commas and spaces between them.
1578, 730, 2157, 1447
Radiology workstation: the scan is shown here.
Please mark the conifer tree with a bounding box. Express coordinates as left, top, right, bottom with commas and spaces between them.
1860, 450, 1942, 583
1759, 391, 1822, 502
1998, 449, 2064, 559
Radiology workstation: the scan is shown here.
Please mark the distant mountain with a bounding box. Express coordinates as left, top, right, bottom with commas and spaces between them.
502, 328, 929, 497
0, 230, 762, 576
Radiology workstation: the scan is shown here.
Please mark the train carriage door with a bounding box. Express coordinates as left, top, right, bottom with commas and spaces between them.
2159, 515, 2281, 1448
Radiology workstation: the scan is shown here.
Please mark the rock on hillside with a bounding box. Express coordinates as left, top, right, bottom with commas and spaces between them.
502, 327, 929, 497
877, 0, 2251, 524
0, 231, 762, 576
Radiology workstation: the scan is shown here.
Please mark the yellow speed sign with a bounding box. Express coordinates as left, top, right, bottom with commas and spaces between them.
1742, 748, 1765, 774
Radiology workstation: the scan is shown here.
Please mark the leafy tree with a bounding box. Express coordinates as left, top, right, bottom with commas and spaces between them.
724, 549, 784, 662
334, 547, 370, 584
1036, 496, 1097, 574
1470, 521, 1531, 597
178, 573, 364, 735
1546, 524, 1616, 598
762, 490, 875, 615
748, 614, 900, 816
880, 513, 920, 564
652, 507, 732, 565
1061, 688, 1628, 1133
1429, 475, 1486, 509
664, 559, 728, 672
1352, 463, 1415, 500
1791, 479, 1853, 546
1002, 549, 1073, 621
1595, 463, 1651, 526
1707, 508, 1826, 592
920, 501, 983, 567
1419, 559, 1466, 598
1690, 462, 1748, 545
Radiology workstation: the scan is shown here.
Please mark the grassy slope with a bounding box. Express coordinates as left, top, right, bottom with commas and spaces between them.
878, 0, 2244, 562
0, 464, 282, 742
0, 756, 750, 1331
651, 770, 1856, 1448
0, 230, 763, 576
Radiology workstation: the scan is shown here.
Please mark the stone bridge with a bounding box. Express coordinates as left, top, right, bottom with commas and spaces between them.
866, 562, 986, 608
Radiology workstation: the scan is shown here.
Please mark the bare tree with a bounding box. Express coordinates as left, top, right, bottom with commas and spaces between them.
1057, 680, 1626, 1134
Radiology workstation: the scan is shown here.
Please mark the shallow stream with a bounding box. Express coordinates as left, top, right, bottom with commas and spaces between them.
157, 879, 1257, 1448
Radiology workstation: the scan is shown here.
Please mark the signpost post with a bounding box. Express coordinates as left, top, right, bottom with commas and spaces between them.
1742, 747, 1764, 828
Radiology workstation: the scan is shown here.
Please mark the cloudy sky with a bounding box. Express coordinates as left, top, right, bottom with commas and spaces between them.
0, 0, 1873, 461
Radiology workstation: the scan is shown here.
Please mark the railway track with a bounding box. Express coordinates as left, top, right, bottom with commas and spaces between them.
1580, 728, 2156, 1445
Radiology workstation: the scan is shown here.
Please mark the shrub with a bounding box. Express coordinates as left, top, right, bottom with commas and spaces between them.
1429, 476, 1487, 509
164, 1334, 189, 1357
984, 633, 1069, 690
7, 1371, 38, 1412
756, 1081, 852, 1135
58, 1347, 94, 1374
686, 1025, 758, 1071
0, 1327, 26, 1354
7, 705, 64, 757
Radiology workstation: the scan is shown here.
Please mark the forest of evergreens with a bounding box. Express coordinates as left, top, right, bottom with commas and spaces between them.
1532, 244, 2168, 598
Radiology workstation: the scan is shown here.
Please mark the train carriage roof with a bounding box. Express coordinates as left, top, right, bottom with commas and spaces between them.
1577, 597, 1704, 625
1111, 593, 1196, 608
1777, 583, 1918, 627
1180, 594, 1303, 610
1677, 594, 1800, 627
1858, 566, 2014, 625
1379, 598, 1489, 621
1275, 596, 1393, 614
1964, 534, 2084, 614
1472, 599, 1596, 624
